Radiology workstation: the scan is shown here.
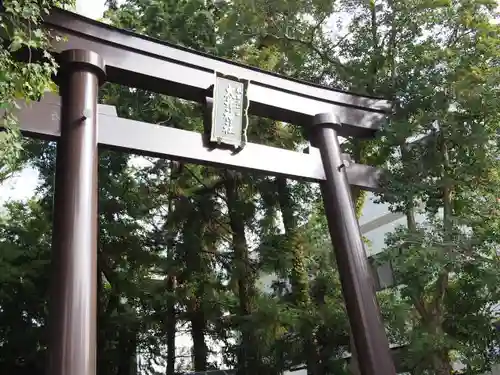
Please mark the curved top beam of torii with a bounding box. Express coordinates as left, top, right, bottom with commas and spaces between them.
41, 7, 392, 137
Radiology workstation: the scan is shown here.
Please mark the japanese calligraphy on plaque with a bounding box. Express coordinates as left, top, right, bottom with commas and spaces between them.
210, 72, 249, 149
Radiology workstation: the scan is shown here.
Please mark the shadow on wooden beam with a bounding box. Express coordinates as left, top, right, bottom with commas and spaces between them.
2, 94, 383, 191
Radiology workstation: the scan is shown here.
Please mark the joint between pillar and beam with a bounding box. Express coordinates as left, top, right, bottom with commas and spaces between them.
311, 112, 353, 170
311, 111, 396, 375
313, 112, 343, 130
57, 49, 107, 86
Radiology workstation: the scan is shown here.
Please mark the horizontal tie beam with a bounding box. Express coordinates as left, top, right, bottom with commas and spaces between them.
3, 94, 383, 191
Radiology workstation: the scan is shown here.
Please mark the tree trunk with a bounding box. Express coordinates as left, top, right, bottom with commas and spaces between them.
433, 351, 453, 375
97, 267, 107, 375
117, 328, 138, 375
97, 266, 121, 375
183, 203, 209, 372
166, 160, 180, 375
348, 328, 360, 375
191, 306, 208, 371
190, 217, 208, 372
276, 177, 318, 375
225, 172, 258, 375
166, 274, 176, 375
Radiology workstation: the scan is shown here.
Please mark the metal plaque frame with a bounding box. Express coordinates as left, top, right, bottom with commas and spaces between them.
210, 72, 250, 149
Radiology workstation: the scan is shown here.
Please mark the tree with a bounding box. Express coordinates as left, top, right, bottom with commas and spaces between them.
2, 2, 500, 375
366, 1, 500, 374
0, 198, 52, 375
0, 0, 72, 181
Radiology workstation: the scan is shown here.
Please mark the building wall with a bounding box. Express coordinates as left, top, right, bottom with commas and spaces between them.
359, 195, 500, 375
358, 193, 402, 289
359, 193, 405, 257
487, 363, 500, 375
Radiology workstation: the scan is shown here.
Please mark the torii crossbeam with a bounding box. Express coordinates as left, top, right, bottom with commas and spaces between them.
4, 7, 396, 375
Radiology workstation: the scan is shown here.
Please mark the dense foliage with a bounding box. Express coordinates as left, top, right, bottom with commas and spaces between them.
0, 0, 73, 180
1, 1, 500, 375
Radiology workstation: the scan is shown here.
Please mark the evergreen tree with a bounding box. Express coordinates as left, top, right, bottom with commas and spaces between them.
1, 2, 500, 375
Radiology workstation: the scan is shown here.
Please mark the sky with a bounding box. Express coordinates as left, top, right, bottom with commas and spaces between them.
75, 0, 107, 20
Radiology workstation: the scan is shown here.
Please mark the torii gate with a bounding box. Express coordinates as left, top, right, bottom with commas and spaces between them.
8, 7, 396, 375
